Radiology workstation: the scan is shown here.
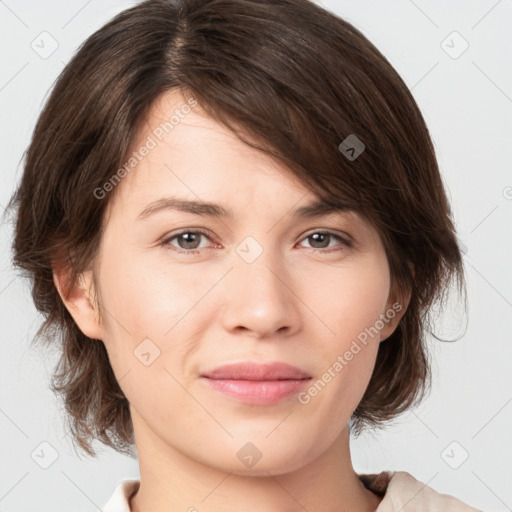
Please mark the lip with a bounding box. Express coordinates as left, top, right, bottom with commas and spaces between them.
201, 362, 311, 380
200, 362, 312, 405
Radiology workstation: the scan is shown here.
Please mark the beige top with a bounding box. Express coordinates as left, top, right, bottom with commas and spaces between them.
101, 471, 482, 511
358, 471, 482, 511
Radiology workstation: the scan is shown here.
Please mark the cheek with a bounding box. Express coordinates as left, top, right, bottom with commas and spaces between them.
291, 257, 390, 414
99, 247, 196, 327
93, 256, 199, 413
306, 256, 391, 345
95, 248, 215, 371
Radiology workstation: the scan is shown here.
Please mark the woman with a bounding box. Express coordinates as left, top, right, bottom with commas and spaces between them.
8, 0, 481, 509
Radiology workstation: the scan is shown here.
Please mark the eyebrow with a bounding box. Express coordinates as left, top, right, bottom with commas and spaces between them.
136, 197, 354, 221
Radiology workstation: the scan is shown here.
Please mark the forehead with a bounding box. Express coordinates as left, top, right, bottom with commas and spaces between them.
107, 90, 311, 208
102, 89, 376, 240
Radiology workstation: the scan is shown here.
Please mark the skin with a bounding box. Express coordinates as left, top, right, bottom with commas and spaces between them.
54, 89, 409, 512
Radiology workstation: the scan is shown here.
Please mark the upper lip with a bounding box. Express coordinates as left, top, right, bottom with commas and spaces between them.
201, 362, 311, 381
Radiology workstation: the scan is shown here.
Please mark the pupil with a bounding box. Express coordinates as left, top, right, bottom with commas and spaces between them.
180, 233, 199, 249
310, 233, 328, 248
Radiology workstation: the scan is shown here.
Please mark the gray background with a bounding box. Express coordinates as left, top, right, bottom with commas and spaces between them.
1, 0, 511, 510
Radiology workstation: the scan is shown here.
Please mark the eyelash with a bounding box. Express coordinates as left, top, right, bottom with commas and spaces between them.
160, 228, 353, 256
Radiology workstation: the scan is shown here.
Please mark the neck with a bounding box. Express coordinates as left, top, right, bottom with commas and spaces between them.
128, 411, 382, 512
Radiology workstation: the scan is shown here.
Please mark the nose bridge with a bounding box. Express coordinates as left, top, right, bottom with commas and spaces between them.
220, 234, 301, 337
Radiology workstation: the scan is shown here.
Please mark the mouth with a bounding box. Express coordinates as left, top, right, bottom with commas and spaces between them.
200, 361, 312, 405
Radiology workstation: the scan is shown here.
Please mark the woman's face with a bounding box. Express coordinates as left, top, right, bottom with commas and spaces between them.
75, 89, 404, 475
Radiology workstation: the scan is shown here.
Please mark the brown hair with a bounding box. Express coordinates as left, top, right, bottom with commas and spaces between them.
6, 0, 466, 457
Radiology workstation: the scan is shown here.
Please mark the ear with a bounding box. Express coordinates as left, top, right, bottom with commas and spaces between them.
379, 262, 415, 340
53, 264, 103, 340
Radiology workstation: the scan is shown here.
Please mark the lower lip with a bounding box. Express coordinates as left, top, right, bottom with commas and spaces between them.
201, 377, 311, 405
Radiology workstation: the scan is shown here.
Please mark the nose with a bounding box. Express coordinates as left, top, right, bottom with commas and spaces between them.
220, 249, 303, 339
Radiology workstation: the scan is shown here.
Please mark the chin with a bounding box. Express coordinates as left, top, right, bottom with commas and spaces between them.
206, 443, 316, 477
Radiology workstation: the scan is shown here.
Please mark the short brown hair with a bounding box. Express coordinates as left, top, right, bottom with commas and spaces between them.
7, 0, 466, 457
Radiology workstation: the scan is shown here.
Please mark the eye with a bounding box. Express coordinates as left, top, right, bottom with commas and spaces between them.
160, 229, 352, 256
161, 229, 216, 254
297, 231, 352, 254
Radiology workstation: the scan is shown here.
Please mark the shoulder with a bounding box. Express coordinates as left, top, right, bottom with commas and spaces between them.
101, 479, 139, 512
358, 470, 482, 511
